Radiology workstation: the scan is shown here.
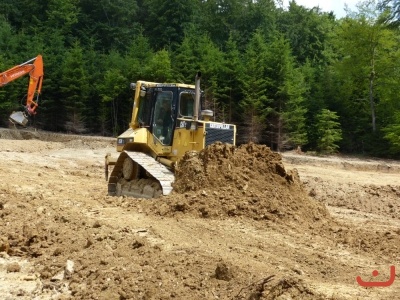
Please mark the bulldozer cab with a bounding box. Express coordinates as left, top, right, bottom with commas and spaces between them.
134, 84, 199, 147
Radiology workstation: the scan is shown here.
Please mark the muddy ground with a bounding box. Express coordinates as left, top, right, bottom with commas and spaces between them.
0, 128, 399, 300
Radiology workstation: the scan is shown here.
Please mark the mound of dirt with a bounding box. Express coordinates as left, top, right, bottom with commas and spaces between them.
174, 142, 297, 192
147, 142, 330, 228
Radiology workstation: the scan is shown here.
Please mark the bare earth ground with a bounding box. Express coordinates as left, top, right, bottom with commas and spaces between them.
0, 128, 399, 300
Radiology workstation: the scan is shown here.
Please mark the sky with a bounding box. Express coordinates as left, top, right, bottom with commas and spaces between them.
281, 0, 360, 18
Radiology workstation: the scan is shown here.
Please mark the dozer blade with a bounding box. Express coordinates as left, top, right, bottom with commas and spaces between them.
9, 111, 29, 127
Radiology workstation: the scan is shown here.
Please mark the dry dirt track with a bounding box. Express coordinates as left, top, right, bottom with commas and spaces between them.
0, 128, 399, 300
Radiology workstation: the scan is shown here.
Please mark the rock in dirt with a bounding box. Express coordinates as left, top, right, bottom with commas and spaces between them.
0, 237, 10, 253
215, 262, 234, 281
6, 262, 21, 273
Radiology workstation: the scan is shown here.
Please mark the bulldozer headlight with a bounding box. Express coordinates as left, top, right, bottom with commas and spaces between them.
117, 138, 134, 146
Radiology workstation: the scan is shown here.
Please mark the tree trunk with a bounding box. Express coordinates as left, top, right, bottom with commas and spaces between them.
369, 50, 376, 133
369, 71, 376, 132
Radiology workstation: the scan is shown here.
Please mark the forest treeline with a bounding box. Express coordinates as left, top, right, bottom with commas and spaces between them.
1, 0, 400, 157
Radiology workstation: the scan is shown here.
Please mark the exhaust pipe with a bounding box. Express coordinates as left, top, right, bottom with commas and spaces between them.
194, 72, 201, 122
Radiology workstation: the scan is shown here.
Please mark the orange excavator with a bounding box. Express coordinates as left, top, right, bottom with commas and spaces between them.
0, 55, 44, 126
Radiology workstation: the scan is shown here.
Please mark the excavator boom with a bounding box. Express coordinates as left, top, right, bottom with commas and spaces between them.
1, 55, 44, 126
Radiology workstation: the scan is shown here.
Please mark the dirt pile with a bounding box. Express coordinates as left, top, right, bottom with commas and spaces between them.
150, 142, 330, 228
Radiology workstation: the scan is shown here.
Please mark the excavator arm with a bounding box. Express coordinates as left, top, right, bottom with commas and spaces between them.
0, 55, 44, 126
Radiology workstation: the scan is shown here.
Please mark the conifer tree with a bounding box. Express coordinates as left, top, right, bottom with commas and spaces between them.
240, 30, 270, 143
218, 34, 243, 123
315, 109, 342, 153
60, 42, 89, 133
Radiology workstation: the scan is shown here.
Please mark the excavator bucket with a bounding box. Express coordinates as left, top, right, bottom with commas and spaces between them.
9, 111, 29, 127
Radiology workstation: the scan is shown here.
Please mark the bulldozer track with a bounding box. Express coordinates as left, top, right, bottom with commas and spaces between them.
108, 151, 175, 198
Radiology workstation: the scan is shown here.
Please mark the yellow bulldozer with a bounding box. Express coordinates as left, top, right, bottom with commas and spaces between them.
105, 72, 236, 198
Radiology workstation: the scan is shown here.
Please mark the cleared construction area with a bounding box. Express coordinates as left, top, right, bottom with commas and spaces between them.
0, 128, 399, 299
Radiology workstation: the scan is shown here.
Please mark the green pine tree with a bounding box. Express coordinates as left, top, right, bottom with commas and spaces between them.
315, 109, 342, 154
240, 30, 270, 143
60, 42, 89, 133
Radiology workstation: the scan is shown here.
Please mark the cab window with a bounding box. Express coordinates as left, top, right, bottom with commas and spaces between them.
179, 92, 194, 118
152, 91, 173, 145
137, 90, 152, 126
